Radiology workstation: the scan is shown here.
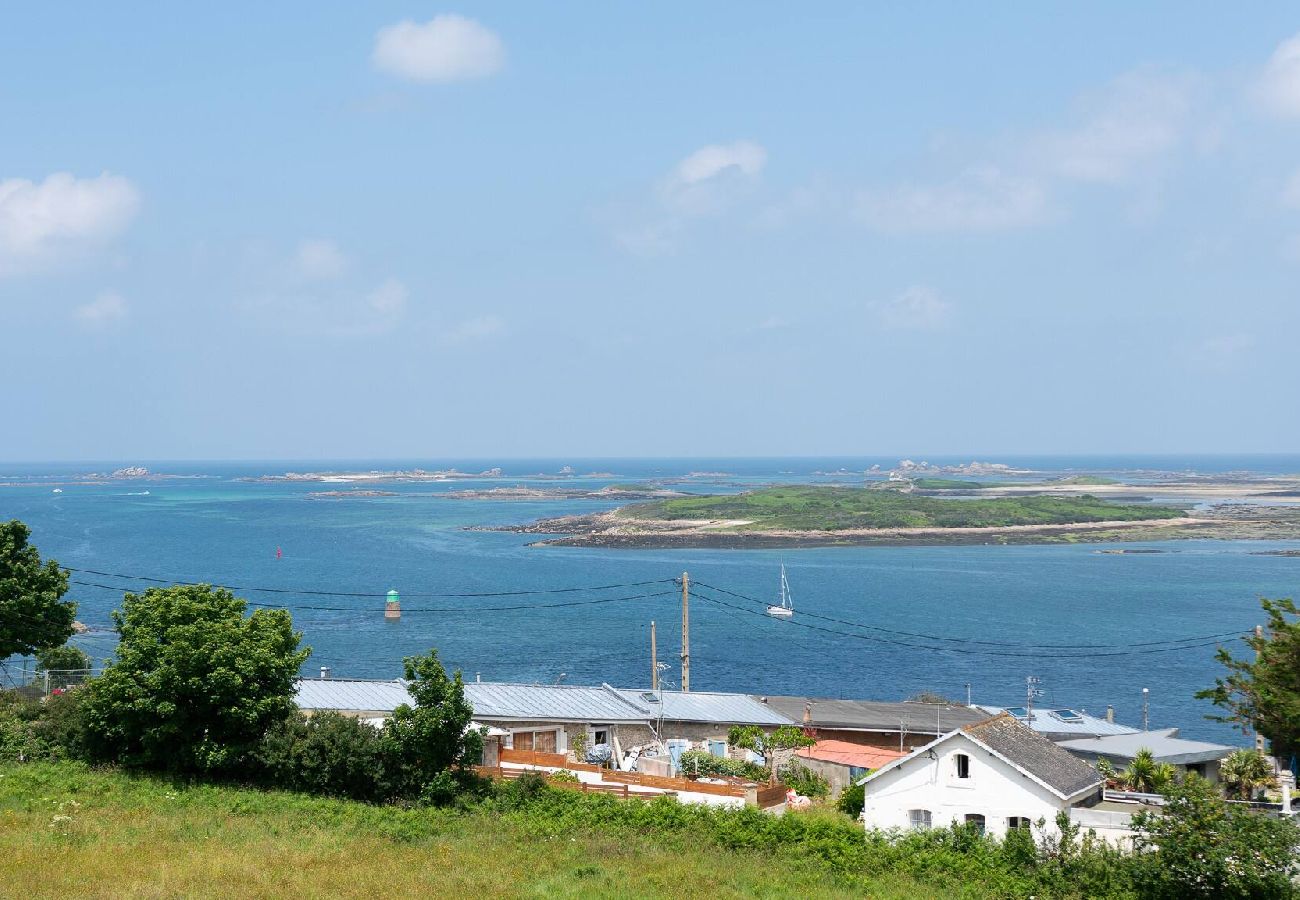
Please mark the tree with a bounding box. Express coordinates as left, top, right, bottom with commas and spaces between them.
79, 584, 309, 773
1119, 748, 1176, 793
1196, 597, 1300, 759
728, 724, 815, 784
380, 648, 481, 802
1131, 773, 1300, 899
1219, 748, 1275, 801
35, 643, 91, 690
0, 520, 75, 659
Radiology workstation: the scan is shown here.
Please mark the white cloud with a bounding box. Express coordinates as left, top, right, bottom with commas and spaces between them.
1282, 168, 1300, 209
1256, 32, 1300, 118
857, 166, 1049, 233
443, 313, 504, 343
366, 277, 408, 315
870, 286, 952, 331
672, 141, 767, 186
73, 291, 127, 327
660, 140, 767, 216
0, 172, 139, 274
1032, 70, 1194, 183
373, 15, 504, 83
293, 238, 349, 281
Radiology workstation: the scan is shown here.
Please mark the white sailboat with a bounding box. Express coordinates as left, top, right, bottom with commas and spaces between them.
767, 564, 794, 618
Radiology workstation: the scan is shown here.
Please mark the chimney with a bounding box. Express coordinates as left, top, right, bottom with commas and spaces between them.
1106, 705, 1114, 724
320, 666, 331, 680
803, 701, 813, 725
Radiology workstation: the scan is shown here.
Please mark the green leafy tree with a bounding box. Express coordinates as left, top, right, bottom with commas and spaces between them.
1218, 748, 1275, 801
380, 648, 481, 802
79, 584, 309, 773
1197, 598, 1300, 759
256, 711, 390, 802
35, 643, 91, 690
728, 724, 815, 784
0, 520, 75, 659
836, 781, 865, 818
1131, 773, 1300, 899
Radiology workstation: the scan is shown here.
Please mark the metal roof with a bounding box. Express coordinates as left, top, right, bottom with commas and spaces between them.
798, 740, 907, 770
763, 696, 990, 734
296, 678, 794, 726
295, 678, 413, 712
617, 689, 795, 726
463, 682, 649, 723
975, 705, 1140, 739
1057, 728, 1239, 765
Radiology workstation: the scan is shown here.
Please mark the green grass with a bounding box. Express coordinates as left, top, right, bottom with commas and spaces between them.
620, 485, 1183, 532
0, 762, 948, 899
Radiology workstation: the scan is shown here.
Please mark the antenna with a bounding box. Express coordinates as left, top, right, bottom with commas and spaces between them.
1025, 676, 1043, 721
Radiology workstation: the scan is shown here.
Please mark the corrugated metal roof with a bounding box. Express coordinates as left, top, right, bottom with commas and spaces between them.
763, 696, 989, 734
617, 689, 795, 726
463, 682, 649, 722
1057, 729, 1239, 765
798, 740, 907, 770
975, 705, 1140, 738
295, 678, 412, 712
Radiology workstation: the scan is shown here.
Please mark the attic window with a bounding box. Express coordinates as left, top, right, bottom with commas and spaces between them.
641, 692, 659, 703
955, 753, 971, 779
1050, 709, 1084, 723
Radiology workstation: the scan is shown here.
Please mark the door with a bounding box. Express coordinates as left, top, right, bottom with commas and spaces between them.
535, 730, 558, 753
514, 731, 534, 751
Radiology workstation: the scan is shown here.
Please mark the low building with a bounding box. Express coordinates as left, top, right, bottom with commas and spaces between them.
974, 705, 1138, 742
1057, 728, 1239, 782
794, 740, 907, 798
859, 713, 1105, 839
761, 696, 990, 749
294, 677, 794, 769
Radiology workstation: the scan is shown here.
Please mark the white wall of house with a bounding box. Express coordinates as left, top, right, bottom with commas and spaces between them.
862, 733, 1085, 839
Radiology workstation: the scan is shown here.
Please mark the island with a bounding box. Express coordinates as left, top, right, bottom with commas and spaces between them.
488, 483, 1300, 549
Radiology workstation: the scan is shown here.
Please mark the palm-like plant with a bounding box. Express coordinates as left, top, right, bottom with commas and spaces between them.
1219, 748, 1274, 800
1121, 748, 1161, 792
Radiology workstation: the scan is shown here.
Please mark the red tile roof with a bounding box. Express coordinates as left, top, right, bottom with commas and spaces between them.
797, 740, 907, 770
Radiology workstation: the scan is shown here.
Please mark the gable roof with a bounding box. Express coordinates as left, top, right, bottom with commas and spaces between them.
762, 696, 990, 734
295, 678, 412, 712
1057, 729, 1239, 765
860, 713, 1103, 801
975, 705, 1138, 738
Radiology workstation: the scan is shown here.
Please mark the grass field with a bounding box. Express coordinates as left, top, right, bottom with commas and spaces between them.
0, 762, 950, 900
622, 485, 1183, 531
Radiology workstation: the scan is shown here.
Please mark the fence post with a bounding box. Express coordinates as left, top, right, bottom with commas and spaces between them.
622, 785, 628, 799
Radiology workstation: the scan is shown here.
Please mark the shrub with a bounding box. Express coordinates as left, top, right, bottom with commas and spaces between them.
256, 712, 391, 803
836, 781, 865, 818
550, 769, 580, 784
678, 749, 767, 782
777, 760, 830, 799
0, 689, 88, 762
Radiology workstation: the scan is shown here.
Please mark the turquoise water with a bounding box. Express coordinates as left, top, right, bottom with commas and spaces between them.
3, 456, 1299, 744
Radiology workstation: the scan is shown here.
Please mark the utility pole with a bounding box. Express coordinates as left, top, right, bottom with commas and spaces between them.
680, 571, 690, 693
965, 683, 972, 707
650, 620, 658, 691
1142, 687, 1149, 732
1255, 624, 1266, 753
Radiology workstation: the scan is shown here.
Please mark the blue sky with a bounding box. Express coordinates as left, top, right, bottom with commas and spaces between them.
2, 4, 1299, 460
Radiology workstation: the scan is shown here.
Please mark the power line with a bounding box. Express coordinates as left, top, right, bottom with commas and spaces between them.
690, 579, 1245, 651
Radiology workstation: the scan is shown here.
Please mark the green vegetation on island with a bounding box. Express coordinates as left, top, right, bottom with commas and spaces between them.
621, 486, 1184, 531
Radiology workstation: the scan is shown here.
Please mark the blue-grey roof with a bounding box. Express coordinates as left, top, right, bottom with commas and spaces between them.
616, 689, 794, 726
463, 682, 648, 722
295, 678, 412, 712
295, 678, 793, 726
976, 705, 1139, 738
1057, 728, 1239, 765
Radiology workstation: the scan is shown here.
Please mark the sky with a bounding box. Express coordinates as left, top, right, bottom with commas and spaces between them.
2, 4, 1300, 460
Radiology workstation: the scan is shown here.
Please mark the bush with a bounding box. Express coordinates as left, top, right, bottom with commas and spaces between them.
256, 712, 391, 803
777, 760, 830, 799
678, 749, 767, 782
836, 781, 865, 818
0, 689, 88, 762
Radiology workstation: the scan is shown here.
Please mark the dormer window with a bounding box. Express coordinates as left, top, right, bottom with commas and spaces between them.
955, 753, 971, 779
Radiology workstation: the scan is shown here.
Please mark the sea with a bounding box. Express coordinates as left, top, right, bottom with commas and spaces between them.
3, 454, 1299, 745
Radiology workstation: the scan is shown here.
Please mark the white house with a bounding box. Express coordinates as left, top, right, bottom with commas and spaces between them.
860, 713, 1105, 839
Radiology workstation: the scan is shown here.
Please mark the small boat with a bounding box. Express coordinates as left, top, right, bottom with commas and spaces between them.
767, 564, 794, 618
52, 488, 63, 494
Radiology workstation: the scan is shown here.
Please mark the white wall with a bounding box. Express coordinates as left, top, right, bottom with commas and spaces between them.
861, 733, 1073, 839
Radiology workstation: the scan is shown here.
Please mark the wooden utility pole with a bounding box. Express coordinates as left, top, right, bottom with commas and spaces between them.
680, 571, 690, 693
1255, 624, 1266, 753
650, 620, 658, 691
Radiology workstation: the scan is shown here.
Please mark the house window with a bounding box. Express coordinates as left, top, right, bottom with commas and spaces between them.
1007, 817, 1032, 830
908, 809, 932, 831
954, 753, 971, 779
592, 728, 609, 746
511, 729, 559, 753
964, 813, 986, 835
